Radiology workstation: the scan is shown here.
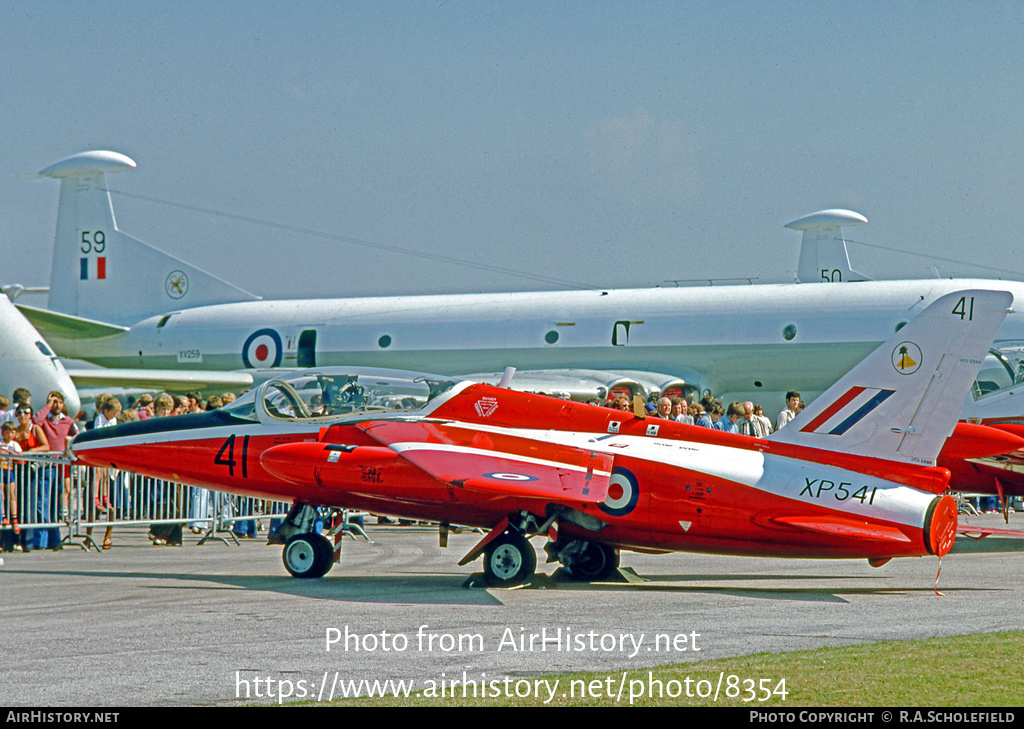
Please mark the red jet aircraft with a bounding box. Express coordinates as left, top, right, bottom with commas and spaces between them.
71, 290, 1024, 585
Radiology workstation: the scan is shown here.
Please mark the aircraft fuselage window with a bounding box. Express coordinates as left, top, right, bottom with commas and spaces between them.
297, 330, 317, 368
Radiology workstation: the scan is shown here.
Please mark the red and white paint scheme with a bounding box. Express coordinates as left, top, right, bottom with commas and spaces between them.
72, 290, 1024, 585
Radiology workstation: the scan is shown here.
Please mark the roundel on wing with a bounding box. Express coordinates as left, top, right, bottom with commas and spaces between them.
242, 328, 283, 368
600, 466, 640, 517
483, 472, 538, 482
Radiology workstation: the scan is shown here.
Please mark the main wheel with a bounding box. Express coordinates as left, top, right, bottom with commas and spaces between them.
565, 541, 619, 582
282, 533, 334, 578
482, 532, 537, 587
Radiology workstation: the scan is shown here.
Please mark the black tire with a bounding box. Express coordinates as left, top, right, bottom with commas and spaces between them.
567, 541, 619, 582
282, 533, 334, 578
482, 532, 537, 587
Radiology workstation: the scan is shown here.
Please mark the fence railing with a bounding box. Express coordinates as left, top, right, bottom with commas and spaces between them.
0, 453, 290, 551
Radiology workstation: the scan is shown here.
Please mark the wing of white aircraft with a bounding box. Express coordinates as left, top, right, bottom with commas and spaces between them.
16, 303, 129, 341
64, 367, 254, 393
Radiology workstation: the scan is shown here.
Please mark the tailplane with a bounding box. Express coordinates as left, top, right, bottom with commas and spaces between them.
40, 150, 259, 324
770, 289, 1013, 466
789, 209, 872, 283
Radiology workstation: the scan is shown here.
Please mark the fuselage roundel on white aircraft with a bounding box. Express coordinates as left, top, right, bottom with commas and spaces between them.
16, 150, 1024, 499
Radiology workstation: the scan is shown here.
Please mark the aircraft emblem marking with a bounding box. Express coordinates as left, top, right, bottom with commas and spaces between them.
474, 397, 499, 418
600, 466, 640, 517
360, 466, 383, 483
646, 424, 659, 436
483, 472, 538, 481
165, 270, 189, 299
891, 341, 922, 375
679, 521, 691, 532
80, 257, 107, 281
242, 328, 283, 368
800, 386, 895, 436
607, 421, 620, 434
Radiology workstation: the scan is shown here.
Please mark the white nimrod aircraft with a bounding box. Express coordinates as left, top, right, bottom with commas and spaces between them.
14, 150, 1024, 500
0, 292, 80, 416
20, 151, 1024, 408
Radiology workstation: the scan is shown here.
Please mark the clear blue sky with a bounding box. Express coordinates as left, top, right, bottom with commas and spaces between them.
3, 1, 1024, 302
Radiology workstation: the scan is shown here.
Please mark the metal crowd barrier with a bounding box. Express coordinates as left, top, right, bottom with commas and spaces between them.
0, 453, 291, 552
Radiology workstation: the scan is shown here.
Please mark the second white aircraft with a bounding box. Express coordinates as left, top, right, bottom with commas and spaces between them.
16, 150, 1024, 428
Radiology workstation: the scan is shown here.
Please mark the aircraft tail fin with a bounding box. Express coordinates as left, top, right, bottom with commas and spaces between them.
40, 151, 259, 324
789, 209, 872, 283
770, 289, 1013, 467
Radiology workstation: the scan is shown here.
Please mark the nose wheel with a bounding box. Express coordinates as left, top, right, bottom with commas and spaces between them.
282, 533, 335, 578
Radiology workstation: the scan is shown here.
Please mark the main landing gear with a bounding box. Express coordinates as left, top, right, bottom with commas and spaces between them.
271, 503, 621, 586
477, 532, 620, 586
481, 530, 538, 587
463, 512, 620, 587
551, 539, 620, 582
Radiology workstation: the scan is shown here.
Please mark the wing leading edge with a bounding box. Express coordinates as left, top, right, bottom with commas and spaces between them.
358, 421, 613, 504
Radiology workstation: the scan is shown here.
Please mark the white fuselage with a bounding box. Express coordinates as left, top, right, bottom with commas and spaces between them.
54, 277, 1024, 418
0, 295, 80, 415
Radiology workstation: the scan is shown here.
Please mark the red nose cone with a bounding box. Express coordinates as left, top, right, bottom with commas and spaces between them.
940, 422, 1024, 461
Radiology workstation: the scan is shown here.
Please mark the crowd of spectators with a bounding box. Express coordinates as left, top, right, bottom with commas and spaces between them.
0, 386, 243, 553
601, 389, 803, 438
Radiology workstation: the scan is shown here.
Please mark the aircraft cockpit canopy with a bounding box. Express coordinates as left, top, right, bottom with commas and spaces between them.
221, 369, 461, 423
973, 347, 1024, 400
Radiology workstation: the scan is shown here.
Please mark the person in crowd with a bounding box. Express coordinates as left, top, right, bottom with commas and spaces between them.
712, 402, 743, 434
134, 394, 154, 420
84, 398, 121, 549
610, 396, 631, 412
672, 397, 694, 425
14, 405, 49, 454
33, 391, 77, 550
705, 400, 725, 429
187, 399, 217, 534
739, 401, 770, 437
149, 395, 182, 546
753, 404, 773, 435
776, 390, 801, 430
694, 402, 713, 428
153, 394, 175, 418
185, 391, 204, 414
12, 404, 49, 551
2, 388, 32, 426
0, 395, 10, 422
0, 422, 22, 538
657, 397, 673, 419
